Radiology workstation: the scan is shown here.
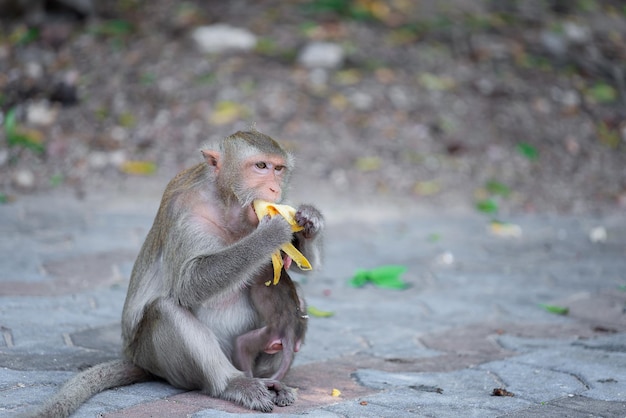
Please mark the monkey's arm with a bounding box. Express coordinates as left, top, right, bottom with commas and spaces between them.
174, 215, 293, 308
292, 204, 324, 271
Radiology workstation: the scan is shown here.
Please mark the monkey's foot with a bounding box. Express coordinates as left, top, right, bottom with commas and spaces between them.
263, 379, 296, 407
221, 376, 274, 413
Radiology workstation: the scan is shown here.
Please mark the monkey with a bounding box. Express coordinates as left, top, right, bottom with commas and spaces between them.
27, 130, 324, 417
233, 265, 308, 381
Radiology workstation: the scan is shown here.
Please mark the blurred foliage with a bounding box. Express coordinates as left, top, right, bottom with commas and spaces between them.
539, 303, 569, 315
9, 26, 39, 45
587, 82, 618, 104
516, 143, 539, 160
118, 112, 136, 128
476, 198, 499, 215
485, 181, 511, 198
350, 265, 409, 290
596, 121, 621, 148
303, 0, 377, 21
209, 101, 250, 125
4, 108, 45, 154
49, 174, 64, 187
307, 306, 335, 317
355, 156, 381, 171
89, 19, 134, 37
120, 160, 157, 175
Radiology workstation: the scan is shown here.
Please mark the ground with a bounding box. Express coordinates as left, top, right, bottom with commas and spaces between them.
1, 0, 625, 215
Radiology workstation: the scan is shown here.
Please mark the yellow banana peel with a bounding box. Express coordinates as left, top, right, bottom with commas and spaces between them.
253, 200, 312, 285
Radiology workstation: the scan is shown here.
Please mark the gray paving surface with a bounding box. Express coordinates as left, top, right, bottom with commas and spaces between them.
1, 185, 625, 417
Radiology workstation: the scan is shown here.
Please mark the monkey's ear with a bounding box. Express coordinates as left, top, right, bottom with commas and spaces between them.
201, 150, 221, 170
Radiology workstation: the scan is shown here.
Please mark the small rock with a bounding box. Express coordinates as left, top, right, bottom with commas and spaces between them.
589, 226, 607, 243
110, 126, 128, 142
109, 150, 127, 167
0, 148, 8, 167
435, 251, 454, 265
349, 91, 373, 110
88, 151, 109, 170
191, 24, 257, 53
475, 78, 495, 96
25, 62, 44, 79
564, 135, 580, 156
12, 169, 36, 191
540, 30, 568, 57
26, 101, 58, 126
50, 71, 80, 106
563, 21, 591, 45
298, 42, 344, 69
308, 68, 329, 87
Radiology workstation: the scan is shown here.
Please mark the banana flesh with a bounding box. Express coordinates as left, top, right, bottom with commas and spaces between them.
253, 200, 312, 285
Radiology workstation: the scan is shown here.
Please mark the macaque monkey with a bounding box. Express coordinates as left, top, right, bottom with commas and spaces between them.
233, 266, 308, 381
29, 130, 324, 417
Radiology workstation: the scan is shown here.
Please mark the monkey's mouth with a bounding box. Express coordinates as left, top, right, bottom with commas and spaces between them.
251, 202, 260, 219
283, 254, 293, 270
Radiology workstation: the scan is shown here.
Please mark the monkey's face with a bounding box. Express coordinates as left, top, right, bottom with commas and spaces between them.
237, 154, 288, 223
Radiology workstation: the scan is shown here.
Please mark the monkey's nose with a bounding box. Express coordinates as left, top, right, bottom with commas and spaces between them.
269, 187, 281, 200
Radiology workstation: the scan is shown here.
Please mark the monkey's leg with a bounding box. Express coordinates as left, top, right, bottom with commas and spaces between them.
132, 298, 276, 412
269, 341, 295, 381
233, 326, 273, 377
254, 352, 297, 407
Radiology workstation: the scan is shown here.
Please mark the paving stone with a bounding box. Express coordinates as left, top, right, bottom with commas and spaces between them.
502, 395, 626, 418
1, 191, 625, 417
506, 343, 626, 401
479, 360, 587, 402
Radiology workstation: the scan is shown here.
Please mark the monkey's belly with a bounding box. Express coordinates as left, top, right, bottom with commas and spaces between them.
194, 292, 257, 353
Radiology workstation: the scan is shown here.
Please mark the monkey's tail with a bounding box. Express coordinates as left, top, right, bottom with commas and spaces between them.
25, 359, 149, 418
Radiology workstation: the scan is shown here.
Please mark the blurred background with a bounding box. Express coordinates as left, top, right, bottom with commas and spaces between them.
1, 0, 625, 215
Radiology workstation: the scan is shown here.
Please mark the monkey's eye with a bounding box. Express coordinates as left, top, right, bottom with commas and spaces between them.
255, 162, 268, 170
275, 165, 285, 173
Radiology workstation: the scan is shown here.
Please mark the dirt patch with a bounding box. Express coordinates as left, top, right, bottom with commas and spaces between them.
1, 0, 625, 214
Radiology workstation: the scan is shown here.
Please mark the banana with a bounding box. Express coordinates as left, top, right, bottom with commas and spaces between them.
253, 200, 312, 285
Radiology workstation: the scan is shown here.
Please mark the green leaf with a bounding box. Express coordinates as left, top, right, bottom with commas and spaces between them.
489, 221, 522, 238
5, 108, 45, 153
92, 19, 133, 37
307, 306, 334, 317
588, 82, 617, 104
140, 72, 156, 85
418, 72, 456, 91
516, 142, 539, 160
476, 198, 499, 214
5, 107, 17, 133
597, 121, 621, 148
50, 174, 64, 187
427, 233, 441, 243
486, 180, 511, 198
120, 160, 157, 175
16, 27, 39, 45
355, 157, 381, 171
118, 112, 136, 128
539, 304, 569, 315
350, 265, 408, 290
0, 193, 9, 204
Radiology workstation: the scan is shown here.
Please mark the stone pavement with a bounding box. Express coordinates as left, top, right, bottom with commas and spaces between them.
0, 183, 625, 417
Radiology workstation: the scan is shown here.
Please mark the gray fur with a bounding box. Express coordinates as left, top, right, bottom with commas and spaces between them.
233, 267, 308, 381
27, 131, 323, 416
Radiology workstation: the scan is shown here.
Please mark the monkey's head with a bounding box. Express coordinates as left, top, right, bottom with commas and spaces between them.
202, 130, 294, 223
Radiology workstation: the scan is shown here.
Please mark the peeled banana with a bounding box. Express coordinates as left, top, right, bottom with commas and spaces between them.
253, 200, 312, 285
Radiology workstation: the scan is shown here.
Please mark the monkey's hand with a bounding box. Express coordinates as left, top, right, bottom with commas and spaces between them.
295, 204, 324, 240
253, 200, 313, 284
257, 214, 294, 250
